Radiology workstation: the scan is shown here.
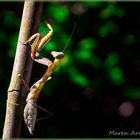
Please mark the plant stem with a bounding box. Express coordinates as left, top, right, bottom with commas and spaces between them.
2, 0, 43, 138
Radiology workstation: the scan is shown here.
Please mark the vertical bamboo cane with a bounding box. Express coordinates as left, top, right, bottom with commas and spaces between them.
2, 0, 43, 138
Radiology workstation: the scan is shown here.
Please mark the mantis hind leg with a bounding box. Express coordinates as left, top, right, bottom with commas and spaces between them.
36, 104, 53, 122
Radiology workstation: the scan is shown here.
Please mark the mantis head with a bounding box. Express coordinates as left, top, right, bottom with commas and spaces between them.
51, 51, 64, 59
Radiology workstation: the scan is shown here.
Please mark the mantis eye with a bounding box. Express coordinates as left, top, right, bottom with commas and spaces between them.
51, 51, 64, 59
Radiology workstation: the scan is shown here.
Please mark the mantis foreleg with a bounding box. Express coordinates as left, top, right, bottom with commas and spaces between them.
22, 21, 53, 67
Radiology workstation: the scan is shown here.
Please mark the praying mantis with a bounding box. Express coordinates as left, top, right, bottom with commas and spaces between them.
23, 20, 76, 135
23, 21, 64, 135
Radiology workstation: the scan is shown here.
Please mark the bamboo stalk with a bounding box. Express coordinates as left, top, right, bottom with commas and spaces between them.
2, 0, 43, 138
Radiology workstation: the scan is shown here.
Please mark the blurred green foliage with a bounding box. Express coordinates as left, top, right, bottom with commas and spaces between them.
109, 66, 124, 85
124, 88, 140, 99
124, 34, 135, 45
0, 30, 7, 41
104, 52, 119, 70
100, 4, 117, 19
84, 2, 104, 8
69, 67, 89, 87
98, 21, 118, 37
47, 4, 69, 23
9, 33, 18, 58
2, 11, 20, 28
79, 38, 97, 50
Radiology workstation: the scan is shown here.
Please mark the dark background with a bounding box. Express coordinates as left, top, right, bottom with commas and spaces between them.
0, 1, 140, 138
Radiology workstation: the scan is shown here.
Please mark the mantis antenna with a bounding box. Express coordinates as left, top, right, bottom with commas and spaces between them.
62, 22, 76, 52
51, 22, 76, 59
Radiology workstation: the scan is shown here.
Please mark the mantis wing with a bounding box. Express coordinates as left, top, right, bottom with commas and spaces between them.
24, 99, 37, 135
